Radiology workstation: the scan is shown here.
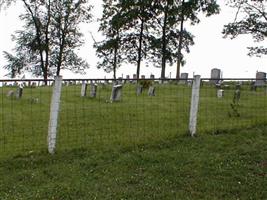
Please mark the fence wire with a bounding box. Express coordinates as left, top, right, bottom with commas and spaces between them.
0, 78, 266, 158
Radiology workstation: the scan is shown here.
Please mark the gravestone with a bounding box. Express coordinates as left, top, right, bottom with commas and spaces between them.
150, 74, 155, 80
217, 89, 224, 98
16, 86, 23, 99
255, 71, 266, 86
110, 84, 123, 102
132, 74, 137, 83
148, 86, 155, 96
117, 77, 123, 84
90, 83, 97, 98
126, 75, 130, 83
141, 75, 145, 79
136, 85, 143, 96
210, 68, 221, 84
81, 81, 87, 97
180, 73, 189, 84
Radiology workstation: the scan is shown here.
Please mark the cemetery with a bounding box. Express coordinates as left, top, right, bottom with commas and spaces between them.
0, 76, 266, 157
0, 76, 266, 199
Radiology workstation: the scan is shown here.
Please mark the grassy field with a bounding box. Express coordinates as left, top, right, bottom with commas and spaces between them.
0, 81, 266, 199
0, 125, 266, 199
0, 81, 266, 158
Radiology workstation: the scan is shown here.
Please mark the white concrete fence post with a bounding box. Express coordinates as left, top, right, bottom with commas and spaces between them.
48, 76, 63, 154
189, 75, 201, 137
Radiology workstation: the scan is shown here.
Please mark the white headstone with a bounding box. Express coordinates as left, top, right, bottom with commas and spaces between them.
110, 84, 123, 102
217, 89, 224, 98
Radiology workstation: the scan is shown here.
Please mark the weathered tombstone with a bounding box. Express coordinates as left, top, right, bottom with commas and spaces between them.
132, 74, 137, 83
210, 68, 221, 84
217, 89, 224, 98
255, 71, 266, 87
141, 75, 145, 79
90, 83, 97, 98
148, 86, 155, 96
180, 73, 189, 84
110, 84, 123, 102
126, 75, 130, 83
81, 81, 87, 97
31, 82, 37, 88
150, 74, 155, 80
6, 90, 14, 97
136, 85, 143, 96
16, 86, 23, 99
117, 77, 123, 84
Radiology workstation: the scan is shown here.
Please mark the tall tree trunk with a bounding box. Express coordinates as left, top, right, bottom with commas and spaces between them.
161, 4, 168, 79
176, 0, 185, 79
113, 45, 117, 80
136, 18, 144, 80
44, 0, 51, 85
23, 0, 46, 83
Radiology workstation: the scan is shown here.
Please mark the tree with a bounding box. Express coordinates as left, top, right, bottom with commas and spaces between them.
176, 0, 220, 78
1, 0, 92, 81
94, 0, 127, 80
148, 0, 219, 79
223, 0, 267, 57
119, 0, 154, 80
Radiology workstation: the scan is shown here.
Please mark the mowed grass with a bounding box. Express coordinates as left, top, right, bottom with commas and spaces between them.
0, 82, 266, 158
0, 82, 266, 199
0, 125, 266, 199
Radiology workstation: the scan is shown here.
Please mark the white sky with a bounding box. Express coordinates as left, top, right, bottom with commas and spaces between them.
0, 1, 266, 79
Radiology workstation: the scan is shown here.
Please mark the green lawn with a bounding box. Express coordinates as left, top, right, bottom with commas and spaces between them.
0, 125, 266, 200
0, 82, 266, 158
0, 82, 266, 199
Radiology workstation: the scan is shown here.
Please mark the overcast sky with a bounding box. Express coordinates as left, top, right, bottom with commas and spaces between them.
0, 1, 266, 79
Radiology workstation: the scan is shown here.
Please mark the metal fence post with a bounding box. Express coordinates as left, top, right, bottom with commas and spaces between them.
48, 76, 63, 154
189, 75, 201, 137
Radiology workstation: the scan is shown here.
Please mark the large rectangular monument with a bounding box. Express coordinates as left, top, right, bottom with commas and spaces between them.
210, 68, 221, 84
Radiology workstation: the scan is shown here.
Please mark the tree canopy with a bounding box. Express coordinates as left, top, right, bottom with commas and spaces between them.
223, 0, 267, 57
1, 0, 92, 82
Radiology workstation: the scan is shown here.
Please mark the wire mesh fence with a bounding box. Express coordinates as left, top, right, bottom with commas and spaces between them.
0, 78, 266, 158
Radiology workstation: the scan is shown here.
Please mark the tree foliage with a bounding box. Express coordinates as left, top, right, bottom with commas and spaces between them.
2, 0, 92, 80
94, 0, 127, 79
223, 0, 267, 57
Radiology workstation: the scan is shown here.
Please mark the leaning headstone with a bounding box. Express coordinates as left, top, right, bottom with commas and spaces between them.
180, 73, 189, 84
148, 86, 155, 96
255, 71, 266, 87
81, 81, 87, 97
217, 89, 224, 98
90, 83, 97, 98
110, 84, 123, 102
16, 86, 23, 99
210, 68, 221, 84
117, 77, 123, 84
136, 85, 143, 96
